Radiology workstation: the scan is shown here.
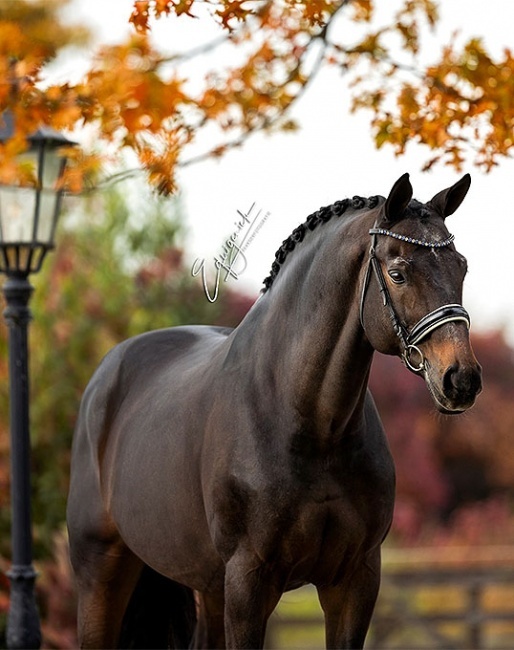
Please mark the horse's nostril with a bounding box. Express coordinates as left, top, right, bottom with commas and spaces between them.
443, 364, 459, 395
443, 363, 482, 398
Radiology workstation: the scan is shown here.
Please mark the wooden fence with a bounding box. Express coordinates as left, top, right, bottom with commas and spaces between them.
265, 546, 514, 649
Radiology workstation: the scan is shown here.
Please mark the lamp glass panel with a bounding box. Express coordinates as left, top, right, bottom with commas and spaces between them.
41, 145, 62, 189
36, 146, 62, 244
18, 244, 32, 272
5, 246, 17, 270
37, 190, 59, 243
0, 186, 36, 244
16, 150, 38, 186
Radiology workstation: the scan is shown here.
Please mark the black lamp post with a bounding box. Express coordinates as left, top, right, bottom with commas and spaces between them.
0, 111, 76, 649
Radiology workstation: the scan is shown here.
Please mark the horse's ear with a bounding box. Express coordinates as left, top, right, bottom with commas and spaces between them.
382, 173, 413, 223
429, 173, 471, 218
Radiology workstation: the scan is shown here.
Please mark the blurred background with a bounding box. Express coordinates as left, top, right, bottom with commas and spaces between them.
1, 1, 514, 647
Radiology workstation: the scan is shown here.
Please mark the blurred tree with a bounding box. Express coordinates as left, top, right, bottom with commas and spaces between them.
370, 331, 514, 545
1, 0, 514, 193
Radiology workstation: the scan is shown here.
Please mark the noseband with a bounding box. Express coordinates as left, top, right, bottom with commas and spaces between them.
360, 226, 470, 373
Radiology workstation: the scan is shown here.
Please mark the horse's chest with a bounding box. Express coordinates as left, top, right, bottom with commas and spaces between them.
215, 470, 391, 577
211, 437, 395, 584
251, 492, 373, 586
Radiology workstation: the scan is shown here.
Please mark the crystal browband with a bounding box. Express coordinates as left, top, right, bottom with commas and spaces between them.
369, 228, 455, 248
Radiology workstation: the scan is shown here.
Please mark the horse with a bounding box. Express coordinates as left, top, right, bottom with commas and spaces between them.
67, 173, 482, 649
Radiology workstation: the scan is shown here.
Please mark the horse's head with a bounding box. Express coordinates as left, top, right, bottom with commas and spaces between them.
361, 173, 482, 414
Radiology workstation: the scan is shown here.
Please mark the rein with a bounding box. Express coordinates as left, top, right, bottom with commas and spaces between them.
360, 226, 470, 373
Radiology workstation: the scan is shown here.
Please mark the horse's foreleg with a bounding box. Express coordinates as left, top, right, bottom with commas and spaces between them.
223, 553, 282, 649
317, 549, 381, 650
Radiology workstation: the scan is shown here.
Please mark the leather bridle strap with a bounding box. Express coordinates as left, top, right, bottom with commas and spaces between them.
360, 227, 471, 373
407, 304, 470, 346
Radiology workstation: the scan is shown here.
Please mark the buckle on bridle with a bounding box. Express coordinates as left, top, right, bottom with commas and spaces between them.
403, 344, 425, 373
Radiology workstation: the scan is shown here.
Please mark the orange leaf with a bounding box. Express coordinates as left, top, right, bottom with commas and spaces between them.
130, 1, 151, 32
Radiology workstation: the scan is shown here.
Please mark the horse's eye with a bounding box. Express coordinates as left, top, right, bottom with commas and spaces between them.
388, 270, 405, 284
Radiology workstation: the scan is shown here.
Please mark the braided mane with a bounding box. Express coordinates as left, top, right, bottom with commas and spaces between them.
262, 194, 381, 292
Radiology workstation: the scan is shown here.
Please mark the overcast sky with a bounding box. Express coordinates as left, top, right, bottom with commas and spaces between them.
53, 0, 514, 342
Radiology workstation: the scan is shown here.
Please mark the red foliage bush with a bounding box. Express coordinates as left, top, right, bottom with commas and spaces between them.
370, 331, 514, 546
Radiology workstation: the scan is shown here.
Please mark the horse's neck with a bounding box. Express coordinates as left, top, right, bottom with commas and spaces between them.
233, 212, 375, 442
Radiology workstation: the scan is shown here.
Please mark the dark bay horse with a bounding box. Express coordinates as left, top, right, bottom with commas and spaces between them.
67, 173, 482, 649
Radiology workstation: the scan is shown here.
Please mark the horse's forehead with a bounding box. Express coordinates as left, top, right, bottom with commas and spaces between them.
397, 207, 451, 240
382, 210, 462, 265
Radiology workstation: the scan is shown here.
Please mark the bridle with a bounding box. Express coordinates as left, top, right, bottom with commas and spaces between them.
360, 225, 471, 373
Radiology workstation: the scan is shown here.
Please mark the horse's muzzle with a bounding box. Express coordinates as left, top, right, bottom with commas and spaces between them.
426, 360, 482, 414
